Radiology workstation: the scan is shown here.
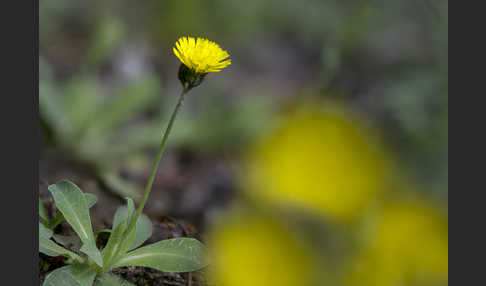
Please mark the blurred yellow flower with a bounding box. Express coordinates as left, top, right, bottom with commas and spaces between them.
173, 36, 231, 74
345, 200, 448, 286
245, 105, 390, 222
207, 214, 317, 286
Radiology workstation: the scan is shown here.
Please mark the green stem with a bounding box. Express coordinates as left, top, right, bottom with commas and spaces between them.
125, 87, 188, 236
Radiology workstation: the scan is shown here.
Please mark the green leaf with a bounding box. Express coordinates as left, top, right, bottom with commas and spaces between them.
112, 204, 152, 251
100, 198, 154, 271
101, 218, 128, 270
103, 198, 140, 270
39, 238, 82, 261
48, 180, 103, 267
39, 199, 49, 225
39, 84, 73, 139
52, 234, 82, 252
43, 265, 97, 286
64, 77, 100, 134
43, 266, 80, 286
80, 243, 103, 268
85, 193, 98, 208
113, 238, 207, 273
68, 265, 98, 286
39, 223, 84, 263
94, 273, 136, 286
88, 75, 160, 134
112, 206, 130, 229
104, 122, 163, 157
127, 214, 152, 251
86, 17, 124, 67
47, 212, 65, 230
48, 193, 97, 230
98, 170, 139, 199
112, 197, 135, 230
40, 222, 53, 239
48, 180, 95, 241
126, 198, 135, 223
39, 240, 66, 258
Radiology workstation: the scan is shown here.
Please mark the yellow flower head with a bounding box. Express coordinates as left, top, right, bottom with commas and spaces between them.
207, 214, 317, 286
244, 104, 390, 222
173, 36, 231, 74
345, 200, 448, 286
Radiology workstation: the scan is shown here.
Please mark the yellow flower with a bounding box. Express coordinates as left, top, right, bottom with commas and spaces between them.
207, 213, 317, 286
244, 104, 390, 222
345, 200, 448, 286
173, 36, 231, 74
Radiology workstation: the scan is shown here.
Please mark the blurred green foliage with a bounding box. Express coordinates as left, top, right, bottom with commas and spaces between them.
40, 0, 447, 202
40, 55, 162, 198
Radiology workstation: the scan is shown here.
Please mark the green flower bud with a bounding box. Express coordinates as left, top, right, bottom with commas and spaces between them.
178, 64, 207, 91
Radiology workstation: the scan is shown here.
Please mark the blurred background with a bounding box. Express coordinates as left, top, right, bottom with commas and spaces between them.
39, 0, 448, 285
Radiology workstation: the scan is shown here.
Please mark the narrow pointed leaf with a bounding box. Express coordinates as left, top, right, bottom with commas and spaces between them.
115, 223, 137, 263
47, 211, 65, 230
39, 245, 63, 258
102, 218, 128, 270
113, 238, 207, 272
39, 237, 83, 263
126, 198, 134, 222
104, 198, 140, 269
39, 223, 84, 262
47, 212, 64, 230
85, 193, 97, 208
39, 199, 49, 224
48, 180, 102, 267
40, 222, 53, 239
112, 198, 134, 228
113, 204, 152, 251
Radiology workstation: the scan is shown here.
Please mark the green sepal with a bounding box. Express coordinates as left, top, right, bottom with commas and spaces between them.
178, 64, 207, 91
